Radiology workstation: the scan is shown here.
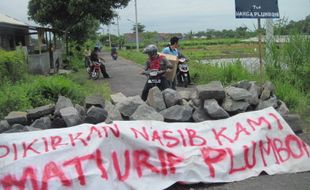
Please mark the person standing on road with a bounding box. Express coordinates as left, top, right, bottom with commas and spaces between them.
141, 44, 171, 101
90, 47, 110, 78
162, 36, 191, 89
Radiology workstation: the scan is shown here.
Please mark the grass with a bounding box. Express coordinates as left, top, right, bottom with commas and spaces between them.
67, 69, 111, 101
0, 70, 111, 119
119, 50, 146, 65
120, 43, 260, 63
182, 43, 260, 60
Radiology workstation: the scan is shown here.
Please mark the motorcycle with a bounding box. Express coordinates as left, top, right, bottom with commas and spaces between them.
142, 69, 165, 87
111, 52, 118, 60
87, 61, 101, 80
177, 58, 190, 87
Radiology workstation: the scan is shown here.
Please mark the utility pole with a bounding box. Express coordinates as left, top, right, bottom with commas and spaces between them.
257, 18, 263, 82
116, 16, 120, 38
116, 16, 121, 49
134, 0, 139, 51
108, 25, 112, 48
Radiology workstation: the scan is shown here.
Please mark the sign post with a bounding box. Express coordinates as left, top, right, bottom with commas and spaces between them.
258, 18, 263, 81
235, 0, 279, 82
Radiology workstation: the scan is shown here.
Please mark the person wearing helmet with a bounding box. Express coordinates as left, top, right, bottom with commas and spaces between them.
141, 44, 171, 101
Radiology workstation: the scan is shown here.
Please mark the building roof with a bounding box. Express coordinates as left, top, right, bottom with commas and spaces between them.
0, 12, 28, 27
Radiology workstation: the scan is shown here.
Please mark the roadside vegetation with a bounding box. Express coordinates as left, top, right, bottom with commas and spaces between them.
0, 45, 110, 119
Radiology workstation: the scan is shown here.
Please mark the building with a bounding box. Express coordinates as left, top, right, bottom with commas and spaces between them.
0, 13, 30, 50
0, 13, 63, 75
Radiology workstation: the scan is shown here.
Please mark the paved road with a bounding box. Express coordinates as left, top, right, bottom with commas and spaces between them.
101, 52, 310, 190
103, 52, 195, 96
102, 52, 146, 97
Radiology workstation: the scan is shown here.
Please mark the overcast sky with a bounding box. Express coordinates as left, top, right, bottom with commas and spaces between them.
0, 0, 309, 35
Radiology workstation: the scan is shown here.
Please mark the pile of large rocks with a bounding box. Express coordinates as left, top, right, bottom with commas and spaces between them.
0, 80, 304, 134
108, 80, 290, 122
0, 95, 108, 133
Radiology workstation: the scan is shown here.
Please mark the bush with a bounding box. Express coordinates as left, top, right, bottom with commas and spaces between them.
0, 82, 32, 119
273, 80, 308, 113
266, 34, 310, 92
27, 75, 85, 107
0, 49, 27, 86
0, 75, 87, 119
190, 61, 260, 85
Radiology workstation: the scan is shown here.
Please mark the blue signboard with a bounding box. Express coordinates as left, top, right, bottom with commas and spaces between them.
235, 0, 280, 18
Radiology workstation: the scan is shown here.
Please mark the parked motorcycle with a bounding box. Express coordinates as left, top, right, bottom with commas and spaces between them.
177, 58, 190, 87
87, 61, 101, 80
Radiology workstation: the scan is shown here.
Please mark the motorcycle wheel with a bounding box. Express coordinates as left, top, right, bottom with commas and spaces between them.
183, 77, 188, 88
92, 71, 100, 80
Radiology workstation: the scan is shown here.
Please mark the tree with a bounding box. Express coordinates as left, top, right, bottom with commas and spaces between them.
28, 0, 130, 42
131, 23, 145, 33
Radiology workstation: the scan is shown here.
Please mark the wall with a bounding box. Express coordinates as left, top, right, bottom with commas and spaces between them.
28, 52, 50, 75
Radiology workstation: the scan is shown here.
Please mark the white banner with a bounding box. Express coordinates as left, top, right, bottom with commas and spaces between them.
0, 107, 309, 190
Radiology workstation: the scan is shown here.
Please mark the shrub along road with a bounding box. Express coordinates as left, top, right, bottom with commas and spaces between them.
99, 51, 310, 190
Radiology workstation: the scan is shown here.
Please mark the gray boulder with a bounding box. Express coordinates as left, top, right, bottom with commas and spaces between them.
147, 87, 166, 111
181, 99, 190, 106
111, 92, 127, 105
283, 114, 303, 134
4, 124, 25, 133
256, 96, 278, 110
226, 86, 252, 101
178, 90, 192, 100
130, 104, 164, 121
54, 96, 73, 116
162, 88, 182, 108
27, 104, 55, 120
204, 99, 230, 119
105, 101, 123, 120
51, 117, 67, 128
234, 80, 252, 90
5, 111, 28, 125
192, 108, 211, 122
25, 126, 42, 132
0, 120, 10, 133
277, 100, 289, 116
116, 96, 145, 117
196, 81, 225, 101
85, 94, 105, 109
190, 98, 202, 109
75, 104, 86, 120
30, 117, 51, 130
260, 81, 275, 100
245, 82, 260, 105
60, 107, 82, 127
222, 97, 250, 113
84, 106, 108, 124
160, 105, 193, 122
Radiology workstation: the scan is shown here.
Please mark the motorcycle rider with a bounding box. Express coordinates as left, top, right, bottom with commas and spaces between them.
111, 45, 118, 60
162, 36, 191, 88
90, 47, 110, 78
141, 44, 171, 101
